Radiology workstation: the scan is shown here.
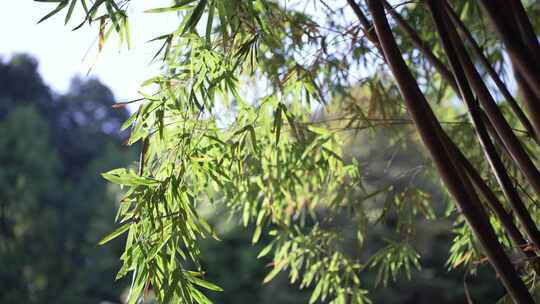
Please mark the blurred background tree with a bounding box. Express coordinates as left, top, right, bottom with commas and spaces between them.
0, 54, 134, 304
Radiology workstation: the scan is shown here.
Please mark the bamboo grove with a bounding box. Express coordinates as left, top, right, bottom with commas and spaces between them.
37, 0, 540, 303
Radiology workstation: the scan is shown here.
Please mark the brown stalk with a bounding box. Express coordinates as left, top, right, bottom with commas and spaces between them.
432, 5, 540, 200
381, 0, 459, 93
376, 1, 539, 181
442, 131, 540, 272
348, 0, 459, 93
348, 0, 540, 257
505, 0, 540, 147
444, 2, 540, 144
346, 0, 379, 48
507, 0, 540, 59
514, 67, 540, 143
477, 0, 540, 100
431, 0, 540, 257
366, 0, 533, 302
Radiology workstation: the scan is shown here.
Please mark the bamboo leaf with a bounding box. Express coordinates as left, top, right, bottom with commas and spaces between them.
64, 0, 77, 24
98, 223, 131, 245
145, 1, 196, 14
188, 276, 223, 291
37, 1, 68, 24
257, 243, 273, 259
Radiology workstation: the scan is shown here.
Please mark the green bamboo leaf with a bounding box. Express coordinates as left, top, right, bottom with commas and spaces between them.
123, 17, 131, 49
205, 2, 215, 46
188, 276, 223, 291
181, 0, 207, 34
79, 0, 89, 14
144, 1, 196, 14
102, 169, 160, 186
98, 223, 131, 245
64, 0, 77, 24
252, 225, 262, 244
105, 2, 121, 33
128, 268, 147, 304
309, 280, 323, 303
262, 267, 281, 284
37, 1, 68, 24
274, 104, 283, 146
72, 0, 104, 30
247, 125, 258, 153
191, 288, 213, 304
242, 203, 250, 226
192, 278, 223, 291
257, 243, 273, 259
121, 111, 137, 131
263, 259, 287, 284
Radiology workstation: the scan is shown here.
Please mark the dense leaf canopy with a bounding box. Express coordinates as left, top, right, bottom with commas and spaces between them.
35, 0, 540, 303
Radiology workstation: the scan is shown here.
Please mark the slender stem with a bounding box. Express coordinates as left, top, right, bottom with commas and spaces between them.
505, 0, 540, 146
431, 0, 540, 256
513, 66, 540, 143
477, 0, 540, 100
436, 3, 540, 200
508, 0, 540, 59
346, 0, 379, 47
442, 131, 540, 271
381, 0, 459, 93
366, 1, 533, 302
444, 2, 540, 144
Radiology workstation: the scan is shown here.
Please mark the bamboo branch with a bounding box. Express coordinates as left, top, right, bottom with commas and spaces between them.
346, 0, 379, 47
444, 2, 540, 144
442, 131, 540, 272
376, 0, 535, 170
432, 4, 540, 200
366, 1, 533, 302
430, 0, 540, 257
381, 0, 459, 93
477, 0, 540, 101
508, 0, 540, 58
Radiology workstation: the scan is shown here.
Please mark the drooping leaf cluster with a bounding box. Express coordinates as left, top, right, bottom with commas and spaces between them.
36, 0, 540, 303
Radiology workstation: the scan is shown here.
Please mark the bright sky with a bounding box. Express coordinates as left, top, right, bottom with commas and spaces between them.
0, 1, 177, 102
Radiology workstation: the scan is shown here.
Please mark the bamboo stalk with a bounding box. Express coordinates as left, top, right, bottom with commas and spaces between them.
348, 1, 540, 147
346, 0, 379, 48
348, 0, 459, 92
442, 131, 540, 271
376, 1, 540, 191
505, 0, 540, 146
366, 1, 533, 302
381, 0, 459, 93
444, 2, 540, 144
432, 6, 540, 200
431, 0, 540, 256
508, 0, 540, 59
477, 0, 540, 101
